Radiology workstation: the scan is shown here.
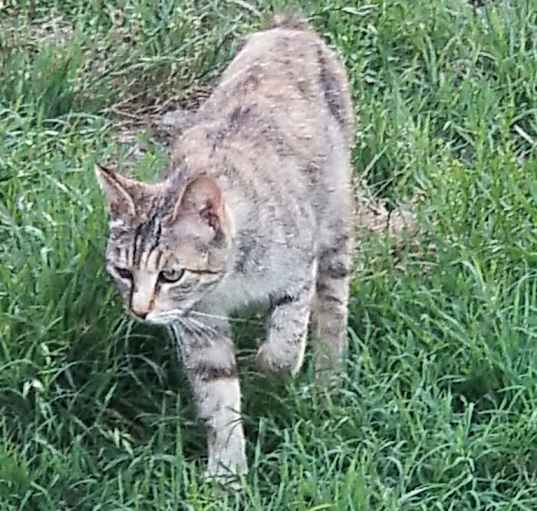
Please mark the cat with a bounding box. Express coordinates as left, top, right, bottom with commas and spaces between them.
95, 14, 354, 481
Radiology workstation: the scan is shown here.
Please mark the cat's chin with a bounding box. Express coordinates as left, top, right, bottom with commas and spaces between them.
144, 314, 176, 325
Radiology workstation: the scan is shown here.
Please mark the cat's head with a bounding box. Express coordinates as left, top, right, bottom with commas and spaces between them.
95, 164, 231, 324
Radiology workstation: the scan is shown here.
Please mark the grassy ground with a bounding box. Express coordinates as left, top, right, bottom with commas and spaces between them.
2, 0, 537, 509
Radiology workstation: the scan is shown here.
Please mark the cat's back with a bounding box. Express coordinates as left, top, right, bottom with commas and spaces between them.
199, 16, 354, 160
171, 15, 354, 272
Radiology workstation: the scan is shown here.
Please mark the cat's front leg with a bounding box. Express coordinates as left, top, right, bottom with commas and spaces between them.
171, 322, 247, 480
256, 273, 316, 377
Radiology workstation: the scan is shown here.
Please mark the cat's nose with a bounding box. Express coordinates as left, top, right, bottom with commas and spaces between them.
131, 308, 148, 320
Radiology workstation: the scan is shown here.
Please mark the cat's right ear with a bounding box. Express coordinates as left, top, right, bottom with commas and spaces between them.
95, 164, 138, 218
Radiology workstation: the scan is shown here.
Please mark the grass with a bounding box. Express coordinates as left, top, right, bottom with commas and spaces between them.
2, 0, 537, 508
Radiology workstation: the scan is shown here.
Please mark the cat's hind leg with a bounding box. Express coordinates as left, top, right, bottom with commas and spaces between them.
311, 228, 353, 383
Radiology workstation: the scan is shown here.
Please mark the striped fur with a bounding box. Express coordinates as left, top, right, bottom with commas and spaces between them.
96, 16, 354, 480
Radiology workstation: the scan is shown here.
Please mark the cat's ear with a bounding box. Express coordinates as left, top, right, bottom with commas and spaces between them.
173, 176, 224, 232
95, 164, 139, 218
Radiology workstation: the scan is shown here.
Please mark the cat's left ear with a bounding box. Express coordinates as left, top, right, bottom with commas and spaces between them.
173, 176, 225, 232
95, 164, 140, 218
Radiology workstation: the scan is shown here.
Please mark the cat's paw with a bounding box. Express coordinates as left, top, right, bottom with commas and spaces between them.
204, 459, 247, 492
204, 470, 244, 492
256, 342, 303, 377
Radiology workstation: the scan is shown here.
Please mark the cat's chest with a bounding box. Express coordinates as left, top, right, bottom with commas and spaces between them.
202, 262, 295, 315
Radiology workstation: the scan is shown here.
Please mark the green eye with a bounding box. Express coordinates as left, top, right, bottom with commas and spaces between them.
159, 268, 185, 283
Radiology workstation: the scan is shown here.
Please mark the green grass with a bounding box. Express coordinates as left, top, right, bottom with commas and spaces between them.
2, 0, 537, 509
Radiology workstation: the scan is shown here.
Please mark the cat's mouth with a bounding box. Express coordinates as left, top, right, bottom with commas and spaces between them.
142, 311, 183, 325
143, 312, 177, 325
127, 302, 198, 326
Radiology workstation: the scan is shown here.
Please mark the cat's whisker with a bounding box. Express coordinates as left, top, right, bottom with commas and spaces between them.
174, 318, 191, 338
184, 316, 220, 338
148, 312, 181, 324
183, 322, 216, 346
148, 308, 189, 324
163, 312, 184, 321
176, 314, 206, 337
183, 320, 214, 349
189, 310, 264, 327
183, 314, 217, 333
172, 318, 205, 357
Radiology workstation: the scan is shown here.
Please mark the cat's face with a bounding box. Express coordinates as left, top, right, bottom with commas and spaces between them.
96, 165, 230, 324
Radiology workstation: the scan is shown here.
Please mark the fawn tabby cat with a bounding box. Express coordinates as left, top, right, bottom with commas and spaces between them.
96, 15, 354, 479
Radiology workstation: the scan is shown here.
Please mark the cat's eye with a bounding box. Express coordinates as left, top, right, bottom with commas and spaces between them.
159, 268, 185, 284
115, 267, 132, 280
